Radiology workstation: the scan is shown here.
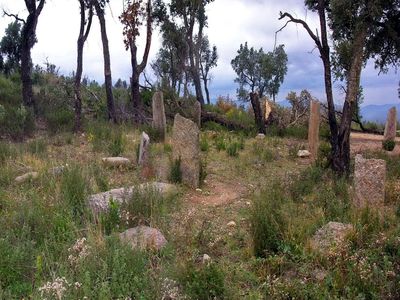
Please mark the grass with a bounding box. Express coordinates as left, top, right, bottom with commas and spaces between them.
1, 122, 399, 299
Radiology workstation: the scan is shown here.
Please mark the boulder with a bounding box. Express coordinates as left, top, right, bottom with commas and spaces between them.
15, 172, 39, 184
102, 157, 131, 167
87, 182, 177, 214
119, 226, 167, 251
193, 100, 202, 127
256, 133, 265, 139
310, 222, 353, 253
383, 107, 397, 142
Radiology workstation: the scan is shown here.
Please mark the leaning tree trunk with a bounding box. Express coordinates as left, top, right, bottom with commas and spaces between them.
204, 79, 211, 105
94, 2, 117, 123
130, 43, 142, 122
250, 92, 265, 134
335, 27, 367, 175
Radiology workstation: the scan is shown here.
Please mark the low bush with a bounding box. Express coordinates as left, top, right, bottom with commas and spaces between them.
226, 142, 239, 157
382, 140, 396, 151
250, 183, 287, 257
45, 108, 74, 134
60, 166, 87, 220
200, 137, 209, 152
108, 130, 126, 156
27, 138, 47, 156
169, 158, 182, 184
290, 165, 324, 201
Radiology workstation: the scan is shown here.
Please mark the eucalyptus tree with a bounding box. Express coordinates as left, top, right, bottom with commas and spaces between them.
120, 0, 153, 123
199, 36, 218, 105
0, 21, 22, 75
74, 0, 93, 132
280, 0, 400, 174
4, 0, 46, 114
267, 44, 288, 102
92, 0, 117, 123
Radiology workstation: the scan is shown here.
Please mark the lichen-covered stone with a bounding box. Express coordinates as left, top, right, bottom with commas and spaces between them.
310, 222, 353, 253
15, 172, 39, 184
152, 91, 167, 141
354, 154, 386, 208
172, 114, 200, 188
102, 157, 131, 167
119, 226, 167, 251
383, 107, 397, 142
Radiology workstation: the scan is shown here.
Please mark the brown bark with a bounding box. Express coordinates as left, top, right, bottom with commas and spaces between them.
129, 0, 153, 123
250, 92, 266, 134
15, 0, 46, 115
93, 1, 117, 123
74, 1, 93, 132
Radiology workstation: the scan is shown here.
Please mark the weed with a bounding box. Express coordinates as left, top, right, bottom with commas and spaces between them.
250, 183, 287, 257
181, 262, 225, 299
215, 135, 226, 151
27, 138, 47, 156
200, 137, 209, 152
60, 166, 87, 220
108, 130, 126, 156
226, 142, 239, 157
0, 142, 17, 164
169, 158, 182, 184
101, 199, 120, 235
290, 165, 323, 200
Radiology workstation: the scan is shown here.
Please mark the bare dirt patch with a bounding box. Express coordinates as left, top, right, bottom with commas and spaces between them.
351, 132, 400, 155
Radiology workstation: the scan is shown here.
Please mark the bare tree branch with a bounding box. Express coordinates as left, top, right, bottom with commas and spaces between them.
3, 10, 26, 24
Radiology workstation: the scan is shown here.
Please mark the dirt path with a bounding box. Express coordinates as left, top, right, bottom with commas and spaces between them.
351, 132, 400, 155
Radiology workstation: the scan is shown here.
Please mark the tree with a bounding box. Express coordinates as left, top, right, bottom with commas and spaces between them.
0, 21, 22, 75
286, 90, 312, 126
120, 0, 153, 123
92, 0, 117, 123
4, 0, 46, 114
74, 0, 93, 132
280, 0, 400, 175
170, 0, 214, 105
199, 36, 218, 105
267, 44, 288, 102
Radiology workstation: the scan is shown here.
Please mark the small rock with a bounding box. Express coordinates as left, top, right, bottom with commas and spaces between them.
48, 166, 65, 176
256, 133, 265, 139
314, 269, 327, 281
227, 221, 236, 228
102, 157, 131, 167
15, 172, 39, 184
297, 150, 311, 158
119, 226, 167, 251
196, 188, 202, 192
202, 254, 211, 264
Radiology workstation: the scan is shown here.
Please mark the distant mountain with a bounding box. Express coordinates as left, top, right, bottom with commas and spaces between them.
360, 103, 400, 124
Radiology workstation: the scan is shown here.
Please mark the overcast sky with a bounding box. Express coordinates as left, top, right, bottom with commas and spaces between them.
0, 0, 398, 106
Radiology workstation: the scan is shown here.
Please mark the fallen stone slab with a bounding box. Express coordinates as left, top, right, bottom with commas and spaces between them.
310, 222, 353, 254
102, 157, 131, 167
119, 226, 167, 251
87, 182, 178, 214
15, 172, 39, 184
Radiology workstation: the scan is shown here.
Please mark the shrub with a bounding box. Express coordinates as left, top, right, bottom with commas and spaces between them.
100, 199, 120, 235
250, 183, 286, 257
45, 108, 74, 134
290, 165, 323, 201
169, 158, 182, 184
86, 120, 112, 152
0, 104, 35, 140
181, 262, 225, 299
382, 140, 396, 151
214, 135, 226, 151
60, 166, 87, 220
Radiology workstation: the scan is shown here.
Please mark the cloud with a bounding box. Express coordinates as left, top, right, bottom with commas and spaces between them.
0, 0, 398, 106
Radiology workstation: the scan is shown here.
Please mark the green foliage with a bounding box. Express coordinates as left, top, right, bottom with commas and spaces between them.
60, 166, 87, 220
290, 165, 323, 200
252, 140, 277, 162
226, 141, 239, 157
214, 135, 226, 151
27, 138, 47, 156
250, 183, 287, 257
86, 120, 112, 152
169, 157, 182, 184
101, 199, 120, 235
382, 140, 396, 151
200, 137, 209, 152
0, 141, 17, 164
108, 130, 126, 156
45, 108, 74, 134
0, 21, 22, 75
181, 262, 226, 299
316, 141, 332, 168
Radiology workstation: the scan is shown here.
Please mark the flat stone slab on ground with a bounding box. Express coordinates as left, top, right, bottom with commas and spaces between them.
119, 226, 167, 251
102, 157, 131, 167
15, 172, 39, 184
297, 149, 311, 158
310, 222, 353, 254
87, 182, 178, 213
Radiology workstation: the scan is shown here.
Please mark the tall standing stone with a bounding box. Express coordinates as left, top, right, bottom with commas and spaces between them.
383, 107, 397, 142
152, 91, 167, 141
193, 101, 201, 128
354, 154, 386, 208
308, 100, 320, 161
172, 114, 200, 188
138, 132, 150, 166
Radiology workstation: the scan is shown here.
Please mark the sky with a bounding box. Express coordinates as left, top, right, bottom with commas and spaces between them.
0, 0, 398, 107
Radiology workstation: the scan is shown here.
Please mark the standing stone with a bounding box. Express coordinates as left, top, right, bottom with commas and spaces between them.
383, 107, 397, 142
308, 100, 320, 161
354, 154, 386, 208
152, 91, 167, 141
193, 101, 202, 127
172, 114, 200, 188
138, 132, 150, 166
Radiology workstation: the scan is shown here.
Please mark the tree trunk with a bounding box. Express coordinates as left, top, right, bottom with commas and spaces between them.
250, 92, 265, 134
130, 43, 142, 122
93, 1, 117, 123
204, 79, 211, 105
74, 1, 93, 132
